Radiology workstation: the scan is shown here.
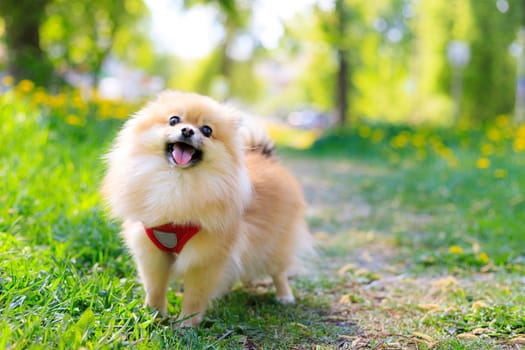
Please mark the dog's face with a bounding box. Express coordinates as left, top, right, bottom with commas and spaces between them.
126, 91, 242, 170
164, 114, 206, 168
103, 90, 252, 226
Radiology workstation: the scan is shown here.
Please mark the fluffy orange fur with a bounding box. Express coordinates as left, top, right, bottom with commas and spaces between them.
102, 91, 312, 326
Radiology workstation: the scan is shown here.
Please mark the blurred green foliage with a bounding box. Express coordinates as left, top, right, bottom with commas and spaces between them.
0, 0, 523, 125
41, 0, 155, 83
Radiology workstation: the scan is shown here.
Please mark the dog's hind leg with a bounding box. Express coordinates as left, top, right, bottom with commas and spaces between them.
272, 271, 295, 304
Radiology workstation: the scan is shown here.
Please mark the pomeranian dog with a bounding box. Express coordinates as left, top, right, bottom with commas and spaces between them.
102, 91, 312, 326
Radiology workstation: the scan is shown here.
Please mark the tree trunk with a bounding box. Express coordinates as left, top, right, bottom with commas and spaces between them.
336, 48, 348, 127
335, 0, 349, 127
515, 0, 525, 123
0, 0, 53, 85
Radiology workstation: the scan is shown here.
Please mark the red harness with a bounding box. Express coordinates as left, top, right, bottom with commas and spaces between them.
144, 223, 201, 254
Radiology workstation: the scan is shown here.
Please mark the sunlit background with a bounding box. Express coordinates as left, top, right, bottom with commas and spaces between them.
2, 2, 525, 347
0, 0, 523, 129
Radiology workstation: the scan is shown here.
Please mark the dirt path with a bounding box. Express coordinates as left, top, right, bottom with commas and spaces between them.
287, 156, 401, 273
287, 156, 411, 347
285, 156, 524, 349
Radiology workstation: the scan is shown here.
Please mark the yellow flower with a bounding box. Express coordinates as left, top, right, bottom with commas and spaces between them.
437, 146, 453, 158
49, 94, 66, 108
476, 157, 490, 169
514, 138, 525, 152
32, 89, 48, 105
358, 125, 371, 138
72, 94, 87, 110
494, 169, 507, 178
412, 134, 426, 148
2, 75, 14, 87
478, 252, 490, 264
486, 128, 501, 142
390, 133, 409, 148
17, 79, 34, 93
115, 106, 129, 119
449, 245, 464, 254
99, 101, 113, 118
495, 114, 509, 127
66, 114, 85, 126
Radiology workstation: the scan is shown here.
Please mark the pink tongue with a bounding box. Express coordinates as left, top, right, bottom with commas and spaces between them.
173, 145, 194, 166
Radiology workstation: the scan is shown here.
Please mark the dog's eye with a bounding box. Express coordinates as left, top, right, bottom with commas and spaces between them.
169, 116, 180, 126
200, 125, 213, 137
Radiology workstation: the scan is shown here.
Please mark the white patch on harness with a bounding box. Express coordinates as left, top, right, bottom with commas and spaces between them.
153, 230, 178, 249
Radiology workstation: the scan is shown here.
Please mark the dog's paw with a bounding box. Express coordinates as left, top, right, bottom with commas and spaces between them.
177, 313, 203, 327
276, 295, 295, 305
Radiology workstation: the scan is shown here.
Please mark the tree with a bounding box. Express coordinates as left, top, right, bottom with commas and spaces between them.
463, 0, 520, 123
515, 0, 525, 123
412, 0, 521, 124
0, 0, 153, 87
41, 0, 152, 87
285, 0, 411, 126
182, 0, 251, 98
0, 0, 54, 85
312, 0, 356, 127
335, 0, 350, 127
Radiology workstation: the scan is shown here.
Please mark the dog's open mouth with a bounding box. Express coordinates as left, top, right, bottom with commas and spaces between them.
166, 142, 203, 168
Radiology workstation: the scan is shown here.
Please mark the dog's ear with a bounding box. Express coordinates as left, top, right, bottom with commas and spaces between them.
156, 90, 183, 104
221, 104, 244, 129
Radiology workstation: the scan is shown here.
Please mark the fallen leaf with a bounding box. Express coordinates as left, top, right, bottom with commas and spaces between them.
412, 331, 434, 342
355, 268, 370, 276
457, 333, 478, 339
324, 315, 349, 322
431, 276, 458, 289
339, 335, 357, 341
338, 263, 356, 276
510, 336, 525, 344
417, 303, 441, 312
290, 322, 308, 329
480, 263, 496, 273
471, 327, 493, 335
471, 301, 488, 311
339, 293, 360, 304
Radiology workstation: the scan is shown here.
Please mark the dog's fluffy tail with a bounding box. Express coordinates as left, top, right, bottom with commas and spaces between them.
239, 116, 276, 157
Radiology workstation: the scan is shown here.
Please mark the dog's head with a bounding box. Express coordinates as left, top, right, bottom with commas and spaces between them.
102, 91, 252, 225
125, 91, 243, 170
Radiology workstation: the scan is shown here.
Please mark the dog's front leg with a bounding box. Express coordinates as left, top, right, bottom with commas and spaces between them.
178, 261, 227, 327
123, 222, 175, 316
135, 248, 174, 316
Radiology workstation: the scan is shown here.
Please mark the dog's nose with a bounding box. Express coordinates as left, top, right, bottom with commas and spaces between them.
181, 127, 195, 138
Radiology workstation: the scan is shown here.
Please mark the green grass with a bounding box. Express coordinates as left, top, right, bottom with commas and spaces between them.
0, 92, 347, 349
2, 88, 524, 348
291, 123, 525, 348
308, 124, 525, 271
